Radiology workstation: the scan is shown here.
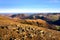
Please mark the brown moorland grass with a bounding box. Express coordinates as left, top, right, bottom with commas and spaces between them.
0, 16, 60, 40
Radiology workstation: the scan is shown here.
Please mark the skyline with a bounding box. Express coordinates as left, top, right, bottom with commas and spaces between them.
0, 0, 60, 13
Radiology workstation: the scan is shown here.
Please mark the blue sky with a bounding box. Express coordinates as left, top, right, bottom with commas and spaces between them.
0, 0, 60, 13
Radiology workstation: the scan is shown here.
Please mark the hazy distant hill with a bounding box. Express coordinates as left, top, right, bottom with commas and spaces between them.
10, 13, 60, 25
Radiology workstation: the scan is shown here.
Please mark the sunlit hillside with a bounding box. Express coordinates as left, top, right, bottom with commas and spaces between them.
0, 15, 60, 40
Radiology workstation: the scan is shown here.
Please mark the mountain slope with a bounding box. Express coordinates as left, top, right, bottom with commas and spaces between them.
0, 16, 60, 40
16, 19, 55, 29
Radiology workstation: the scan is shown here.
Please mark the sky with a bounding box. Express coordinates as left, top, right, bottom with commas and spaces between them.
0, 0, 60, 13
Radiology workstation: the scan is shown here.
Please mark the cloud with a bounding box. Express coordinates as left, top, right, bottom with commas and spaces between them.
0, 8, 60, 13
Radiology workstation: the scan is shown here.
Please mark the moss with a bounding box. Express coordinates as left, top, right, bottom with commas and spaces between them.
56, 26, 60, 31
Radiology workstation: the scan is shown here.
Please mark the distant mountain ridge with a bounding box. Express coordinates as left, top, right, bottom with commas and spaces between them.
9, 13, 60, 25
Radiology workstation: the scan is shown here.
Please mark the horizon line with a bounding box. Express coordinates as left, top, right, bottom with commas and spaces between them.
0, 9, 60, 13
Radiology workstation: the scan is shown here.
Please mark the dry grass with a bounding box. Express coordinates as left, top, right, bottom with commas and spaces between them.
0, 16, 60, 40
